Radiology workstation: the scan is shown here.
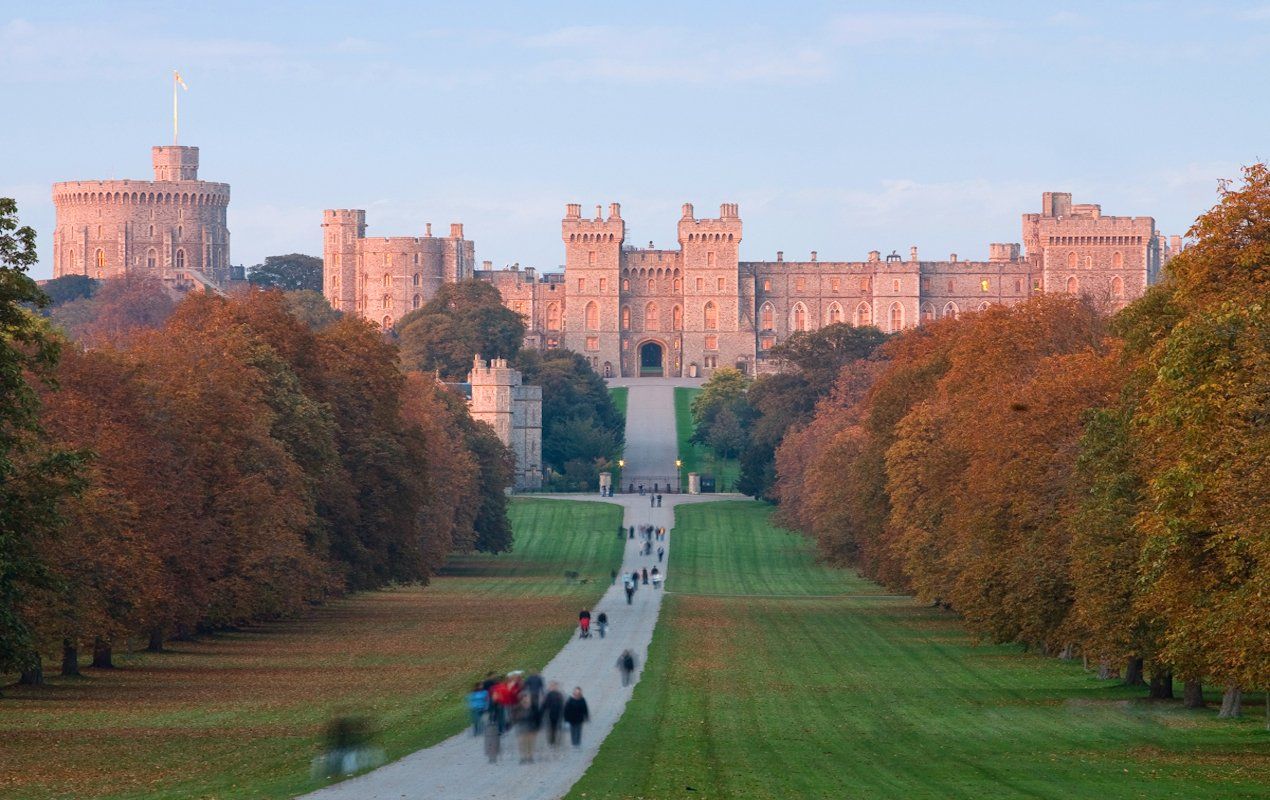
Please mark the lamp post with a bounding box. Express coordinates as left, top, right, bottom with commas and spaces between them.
675, 459, 683, 493
618, 459, 625, 494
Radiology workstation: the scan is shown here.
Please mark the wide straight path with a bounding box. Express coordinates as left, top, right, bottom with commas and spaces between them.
302, 380, 728, 800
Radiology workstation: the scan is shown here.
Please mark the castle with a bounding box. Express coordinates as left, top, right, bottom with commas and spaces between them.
51, 145, 235, 291
463, 356, 542, 491
327, 194, 1183, 379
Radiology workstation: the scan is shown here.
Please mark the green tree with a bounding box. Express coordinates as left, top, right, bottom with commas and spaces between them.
0, 198, 85, 680
247, 253, 324, 292
515, 348, 624, 482
690, 366, 751, 450
39, 274, 97, 307
284, 289, 341, 329
397, 280, 525, 380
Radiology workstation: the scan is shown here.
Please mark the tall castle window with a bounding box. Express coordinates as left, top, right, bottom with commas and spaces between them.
1112, 251, 1124, 268
599, 278, 607, 291
1084, 256, 1092, 269
830, 278, 841, 292
148, 225, 154, 237
413, 294, 421, 309
621, 306, 630, 330
707, 252, 716, 267
672, 305, 683, 330
585, 301, 599, 330
96, 249, 105, 269
175, 249, 185, 270
382, 294, 391, 310
1111, 276, 1124, 297
855, 302, 871, 327
980, 279, 991, 292
1067, 252, 1077, 269
547, 302, 561, 331
648, 278, 655, 292
889, 303, 904, 333
147, 249, 156, 271
1066, 276, 1078, 294
586, 336, 599, 351
763, 279, 771, 292
704, 334, 718, 350
673, 278, 681, 291
696, 277, 704, 291
645, 302, 659, 331
795, 277, 806, 292
622, 279, 629, 291
793, 303, 808, 332
717, 277, 725, 290
577, 278, 585, 292
760, 302, 774, 331
860, 277, 870, 292
944, 301, 959, 319
921, 303, 934, 323
827, 303, 842, 325
703, 301, 718, 330
588, 251, 596, 267
413, 273, 420, 286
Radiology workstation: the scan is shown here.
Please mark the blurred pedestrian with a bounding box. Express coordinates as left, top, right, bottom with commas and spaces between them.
642, 567, 648, 585
543, 681, 564, 746
624, 580, 634, 605
524, 672, 544, 720
651, 567, 661, 590
579, 609, 592, 638
563, 687, 590, 747
657, 494, 663, 507
513, 694, 538, 763
611, 568, 617, 584
597, 611, 608, 638
484, 710, 501, 763
657, 546, 664, 562
617, 649, 637, 686
468, 682, 489, 736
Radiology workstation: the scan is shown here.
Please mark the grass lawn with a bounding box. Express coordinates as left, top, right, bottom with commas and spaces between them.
568, 500, 1270, 800
0, 498, 623, 800
674, 387, 740, 492
610, 386, 628, 487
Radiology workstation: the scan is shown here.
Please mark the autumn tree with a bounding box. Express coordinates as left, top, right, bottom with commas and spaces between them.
247, 253, 324, 292
51, 274, 175, 346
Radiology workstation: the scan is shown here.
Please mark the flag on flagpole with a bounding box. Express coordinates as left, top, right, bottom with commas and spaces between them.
174, 70, 188, 90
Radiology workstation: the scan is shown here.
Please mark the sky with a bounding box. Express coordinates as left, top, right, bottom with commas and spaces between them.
3, 0, 1268, 280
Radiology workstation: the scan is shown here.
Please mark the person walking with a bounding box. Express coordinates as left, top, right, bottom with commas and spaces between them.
657, 494, 663, 507
467, 682, 489, 736
624, 579, 635, 605
579, 609, 592, 639
650, 494, 656, 508
513, 693, 538, 763
611, 568, 617, 584
596, 611, 608, 639
642, 567, 649, 585
483, 707, 501, 763
563, 687, 590, 747
542, 681, 564, 746
630, 570, 640, 590
657, 546, 664, 563
617, 649, 637, 686
651, 566, 661, 590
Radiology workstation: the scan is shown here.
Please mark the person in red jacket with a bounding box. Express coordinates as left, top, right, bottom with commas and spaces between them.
578, 609, 592, 638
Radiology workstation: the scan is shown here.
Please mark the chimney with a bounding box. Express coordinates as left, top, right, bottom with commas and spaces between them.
682, 202, 694, 219
868, 250, 880, 262
595, 205, 603, 220
950, 253, 958, 263
450, 223, 464, 239
425, 223, 432, 237
566, 203, 582, 219
720, 203, 738, 218
482, 260, 493, 270
609, 202, 621, 219
776, 250, 783, 262
910, 245, 918, 262
810, 250, 818, 262
1170, 234, 1182, 253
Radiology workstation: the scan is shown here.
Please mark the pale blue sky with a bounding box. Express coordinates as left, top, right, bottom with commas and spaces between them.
3, 1, 1267, 280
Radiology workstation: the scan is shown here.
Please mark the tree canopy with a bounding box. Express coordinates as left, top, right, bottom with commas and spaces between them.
247, 253, 324, 292
397, 280, 525, 380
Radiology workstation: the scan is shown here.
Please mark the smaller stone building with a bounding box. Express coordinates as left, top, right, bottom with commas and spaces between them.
465, 356, 542, 491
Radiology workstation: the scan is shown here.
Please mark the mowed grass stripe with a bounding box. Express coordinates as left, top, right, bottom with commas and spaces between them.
1, 498, 623, 800
674, 388, 741, 491
568, 502, 1270, 800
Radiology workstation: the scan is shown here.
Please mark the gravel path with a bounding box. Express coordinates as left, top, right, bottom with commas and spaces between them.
301, 381, 730, 800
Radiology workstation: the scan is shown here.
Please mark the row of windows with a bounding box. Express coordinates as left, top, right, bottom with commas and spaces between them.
1048, 236, 1142, 246
1065, 251, 1125, 268
1064, 276, 1125, 296
77, 247, 188, 271
57, 190, 225, 206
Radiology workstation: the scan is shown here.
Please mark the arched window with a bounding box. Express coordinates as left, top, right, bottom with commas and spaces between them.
827, 302, 843, 325
546, 302, 561, 331
645, 302, 659, 331
381, 294, 391, 310
148, 225, 154, 238
855, 302, 872, 327
146, 248, 156, 271
1111, 276, 1124, 297
1066, 276, 1078, 294
672, 305, 683, 330
383, 316, 392, 329
177, 225, 183, 239
1112, 251, 1123, 268
412, 294, 421, 309
412, 273, 420, 286
1084, 255, 1092, 269
943, 301, 959, 319
1067, 252, 1077, 269
382, 274, 391, 288
622, 279, 629, 291
585, 301, 599, 330
647, 278, 655, 292
792, 303, 808, 332
703, 301, 718, 330
95, 249, 105, 269
920, 302, 934, 323
175, 249, 185, 270
978, 302, 991, 312
860, 277, 871, 292
889, 302, 904, 332
621, 306, 630, 330
760, 302, 774, 331
673, 278, 681, 291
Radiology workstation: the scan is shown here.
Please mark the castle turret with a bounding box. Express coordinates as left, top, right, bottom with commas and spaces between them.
561, 201, 624, 366
151, 146, 200, 181
322, 209, 365, 315
678, 203, 744, 376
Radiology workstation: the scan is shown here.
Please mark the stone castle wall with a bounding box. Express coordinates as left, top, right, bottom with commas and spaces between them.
52, 146, 232, 286
467, 356, 542, 490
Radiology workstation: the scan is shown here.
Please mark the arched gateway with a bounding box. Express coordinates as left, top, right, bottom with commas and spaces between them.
638, 341, 665, 377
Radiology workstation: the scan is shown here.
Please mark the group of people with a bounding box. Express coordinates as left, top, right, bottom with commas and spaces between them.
577, 609, 608, 638
468, 672, 591, 764
622, 567, 661, 603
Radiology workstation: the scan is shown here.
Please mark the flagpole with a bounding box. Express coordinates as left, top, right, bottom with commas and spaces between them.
173, 70, 179, 145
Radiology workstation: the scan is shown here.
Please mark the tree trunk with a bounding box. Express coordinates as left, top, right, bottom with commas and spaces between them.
1183, 679, 1205, 709
147, 628, 165, 652
1124, 657, 1145, 687
18, 656, 44, 686
1149, 670, 1174, 699
1058, 643, 1075, 660
1219, 684, 1243, 718
1097, 659, 1119, 680
61, 640, 81, 677
91, 638, 114, 669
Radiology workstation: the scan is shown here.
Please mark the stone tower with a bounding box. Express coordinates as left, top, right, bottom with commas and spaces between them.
561, 203, 624, 373
679, 203, 746, 375
321, 209, 366, 315
468, 355, 542, 490
52, 145, 232, 285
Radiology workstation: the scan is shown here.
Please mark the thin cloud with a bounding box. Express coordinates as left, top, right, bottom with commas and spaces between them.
830, 11, 1009, 47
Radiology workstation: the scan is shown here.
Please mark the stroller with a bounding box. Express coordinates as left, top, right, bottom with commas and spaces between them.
578, 609, 592, 639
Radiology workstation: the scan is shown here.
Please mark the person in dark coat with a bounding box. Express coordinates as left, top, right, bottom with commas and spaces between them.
542, 681, 565, 746
617, 649, 637, 686
562, 687, 590, 747
596, 612, 608, 638
641, 567, 649, 585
